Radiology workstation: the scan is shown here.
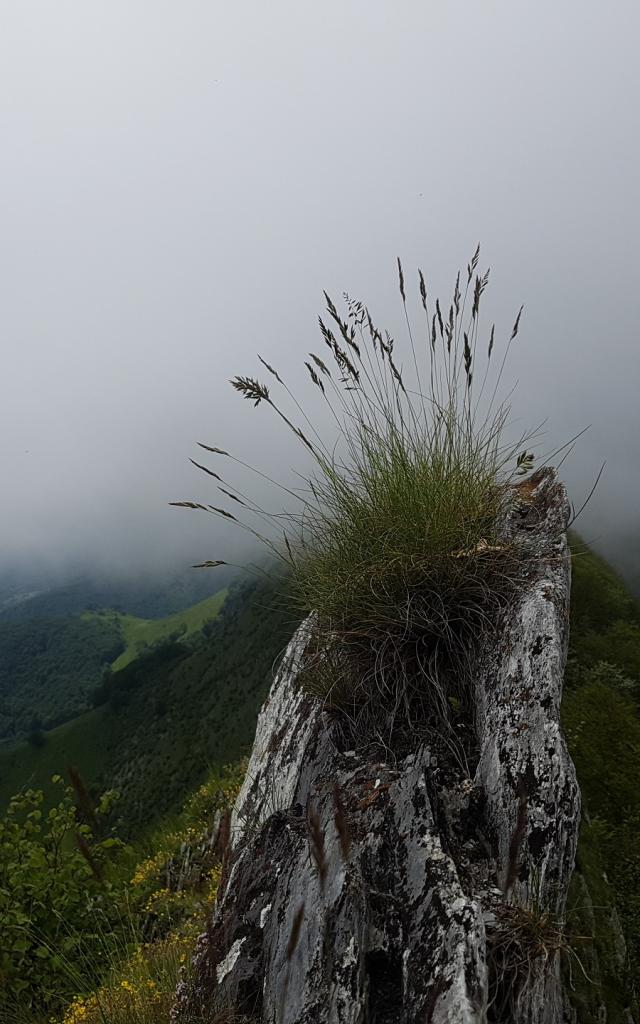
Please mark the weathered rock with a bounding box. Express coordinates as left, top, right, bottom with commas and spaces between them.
172, 469, 581, 1024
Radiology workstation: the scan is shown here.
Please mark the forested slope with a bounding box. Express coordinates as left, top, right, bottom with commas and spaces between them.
562, 534, 640, 1019
0, 588, 229, 743
0, 576, 296, 835
0, 615, 124, 740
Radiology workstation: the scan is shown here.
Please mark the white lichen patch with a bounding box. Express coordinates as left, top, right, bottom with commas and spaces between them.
342, 936, 358, 969
216, 937, 245, 984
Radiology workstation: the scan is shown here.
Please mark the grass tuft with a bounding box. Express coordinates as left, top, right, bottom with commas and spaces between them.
184, 249, 553, 746
487, 895, 590, 1021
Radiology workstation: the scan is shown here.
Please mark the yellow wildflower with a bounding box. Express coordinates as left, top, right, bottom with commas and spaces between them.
62, 996, 89, 1024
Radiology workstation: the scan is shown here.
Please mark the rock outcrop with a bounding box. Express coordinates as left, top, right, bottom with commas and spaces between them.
172, 469, 581, 1023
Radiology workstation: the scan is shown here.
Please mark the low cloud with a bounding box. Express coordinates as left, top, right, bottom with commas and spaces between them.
1, 1, 638, 582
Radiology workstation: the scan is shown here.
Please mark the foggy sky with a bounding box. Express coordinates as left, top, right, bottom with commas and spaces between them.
1, 1, 639, 578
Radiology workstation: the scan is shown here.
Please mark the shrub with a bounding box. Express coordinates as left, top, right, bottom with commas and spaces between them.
0, 765, 245, 1022
0, 779, 126, 1019
52, 766, 244, 1024
179, 249, 549, 741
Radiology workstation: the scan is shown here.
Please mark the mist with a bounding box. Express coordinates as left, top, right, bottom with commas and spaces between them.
1, 1, 639, 582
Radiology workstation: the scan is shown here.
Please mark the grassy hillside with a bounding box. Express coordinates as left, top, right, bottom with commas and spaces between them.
0, 588, 228, 744
0, 576, 296, 836
90, 588, 228, 671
